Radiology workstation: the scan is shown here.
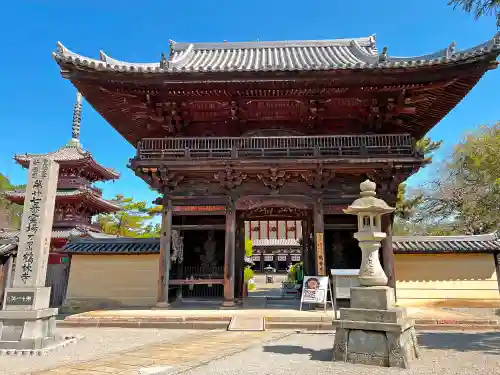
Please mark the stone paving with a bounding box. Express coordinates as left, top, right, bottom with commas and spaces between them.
181, 330, 500, 375
0, 328, 196, 375
10, 329, 288, 375
1, 328, 499, 374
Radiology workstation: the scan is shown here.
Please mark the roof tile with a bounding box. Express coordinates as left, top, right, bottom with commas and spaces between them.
53, 33, 500, 74
63, 232, 500, 255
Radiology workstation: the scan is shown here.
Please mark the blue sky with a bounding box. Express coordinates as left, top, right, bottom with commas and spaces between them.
0, 0, 498, 205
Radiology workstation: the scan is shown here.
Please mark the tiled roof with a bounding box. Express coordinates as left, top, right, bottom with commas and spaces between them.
252, 239, 301, 247
4, 187, 122, 211
0, 241, 16, 257
14, 142, 120, 180
65, 238, 159, 254
393, 232, 500, 254
53, 33, 500, 74
63, 232, 500, 255
0, 227, 118, 242
0, 230, 19, 240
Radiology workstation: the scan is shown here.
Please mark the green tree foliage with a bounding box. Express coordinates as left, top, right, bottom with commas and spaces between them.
395, 138, 442, 220
448, 0, 500, 27
245, 239, 253, 257
412, 123, 500, 234
96, 194, 160, 237
0, 173, 25, 229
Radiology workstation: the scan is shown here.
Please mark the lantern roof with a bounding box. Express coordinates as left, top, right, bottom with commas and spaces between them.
343, 179, 395, 215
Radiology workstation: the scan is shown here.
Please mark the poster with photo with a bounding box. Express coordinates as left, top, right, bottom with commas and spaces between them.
300, 276, 329, 304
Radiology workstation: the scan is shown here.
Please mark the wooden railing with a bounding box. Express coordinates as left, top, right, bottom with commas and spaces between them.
136, 134, 417, 160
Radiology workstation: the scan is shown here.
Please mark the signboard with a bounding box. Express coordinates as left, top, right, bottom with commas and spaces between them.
330, 269, 360, 317
299, 275, 334, 312
315, 232, 326, 276
4, 291, 35, 306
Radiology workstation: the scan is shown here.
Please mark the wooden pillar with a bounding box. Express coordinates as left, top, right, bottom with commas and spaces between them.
157, 197, 173, 307
381, 213, 396, 291
234, 215, 245, 300
313, 196, 326, 276
223, 197, 236, 306
301, 217, 310, 275
494, 252, 500, 292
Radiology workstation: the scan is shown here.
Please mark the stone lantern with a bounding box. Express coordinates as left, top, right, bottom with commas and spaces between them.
332, 179, 421, 369
343, 179, 394, 287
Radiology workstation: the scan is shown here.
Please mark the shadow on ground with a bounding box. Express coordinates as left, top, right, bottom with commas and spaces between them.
262, 344, 333, 362
418, 331, 500, 355
262, 331, 500, 361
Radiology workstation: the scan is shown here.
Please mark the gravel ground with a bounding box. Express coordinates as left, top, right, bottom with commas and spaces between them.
182, 330, 500, 375
0, 328, 196, 375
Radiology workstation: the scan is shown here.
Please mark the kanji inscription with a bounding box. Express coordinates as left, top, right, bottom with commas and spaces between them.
13, 158, 59, 288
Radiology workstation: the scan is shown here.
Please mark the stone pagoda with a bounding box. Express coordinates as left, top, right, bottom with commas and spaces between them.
0, 91, 121, 261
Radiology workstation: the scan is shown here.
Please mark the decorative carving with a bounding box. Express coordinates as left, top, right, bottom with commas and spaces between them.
301, 166, 335, 189
157, 166, 184, 192
225, 196, 236, 215
242, 207, 307, 219
171, 230, 184, 264
257, 167, 291, 191
214, 165, 247, 190
332, 328, 349, 362
409, 328, 421, 359
387, 334, 407, 367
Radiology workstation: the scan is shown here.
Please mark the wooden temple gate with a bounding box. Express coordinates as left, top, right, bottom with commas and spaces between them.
52, 33, 500, 306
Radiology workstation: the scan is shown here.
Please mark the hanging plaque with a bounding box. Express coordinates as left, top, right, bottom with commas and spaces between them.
315, 232, 325, 276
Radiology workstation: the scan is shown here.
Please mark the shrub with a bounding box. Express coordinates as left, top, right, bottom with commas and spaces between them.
287, 262, 303, 282
244, 266, 255, 283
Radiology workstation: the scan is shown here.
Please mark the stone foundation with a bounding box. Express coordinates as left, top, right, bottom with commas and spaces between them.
0, 308, 58, 350
60, 298, 124, 313
332, 286, 421, 368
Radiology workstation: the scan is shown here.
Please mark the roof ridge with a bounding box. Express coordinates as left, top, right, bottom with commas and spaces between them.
169, 36, 377, 52
393, 232, 500, 242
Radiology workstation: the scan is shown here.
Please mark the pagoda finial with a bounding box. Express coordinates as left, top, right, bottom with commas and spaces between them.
70, 91, 83, 145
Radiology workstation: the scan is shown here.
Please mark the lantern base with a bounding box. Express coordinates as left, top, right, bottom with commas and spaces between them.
332, 286, 421, 368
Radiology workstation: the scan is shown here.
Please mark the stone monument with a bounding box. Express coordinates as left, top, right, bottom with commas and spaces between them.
332, 179, 420, 368
0, 158, 70, 354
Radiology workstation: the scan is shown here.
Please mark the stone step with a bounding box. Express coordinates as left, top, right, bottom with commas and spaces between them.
227, 316, 265, 331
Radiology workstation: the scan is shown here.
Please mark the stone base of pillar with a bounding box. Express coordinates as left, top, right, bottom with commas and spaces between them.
0, 308, 59, 350
332, 286, 420, 369
155, 301, 171, 309
220, 300, 237, 309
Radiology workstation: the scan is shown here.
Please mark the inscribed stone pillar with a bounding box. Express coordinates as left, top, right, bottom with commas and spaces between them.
4, 158, 59, 309
0, 157, 61, 351
223, 197, 236, 306
313, 196, 326, 276
157, 198, 172, 307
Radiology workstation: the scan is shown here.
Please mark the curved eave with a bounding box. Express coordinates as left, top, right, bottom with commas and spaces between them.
53, 34, 500, 75
13, 154, 119, 181
4, 190, 122, 213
